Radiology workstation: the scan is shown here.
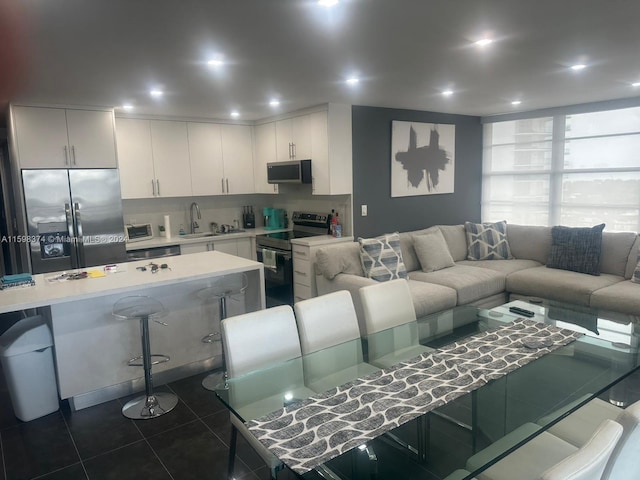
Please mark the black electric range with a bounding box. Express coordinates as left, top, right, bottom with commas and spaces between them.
255, 212, 329, 251
255, 211, 330, 307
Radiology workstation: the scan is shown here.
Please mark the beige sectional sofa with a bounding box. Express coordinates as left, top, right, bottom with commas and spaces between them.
314, 224, 640, 333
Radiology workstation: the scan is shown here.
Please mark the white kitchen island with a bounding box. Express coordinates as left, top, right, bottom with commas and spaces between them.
0, 251, 265, 410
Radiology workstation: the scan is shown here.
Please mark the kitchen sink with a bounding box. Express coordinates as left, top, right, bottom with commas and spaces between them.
181, 232, 217, 238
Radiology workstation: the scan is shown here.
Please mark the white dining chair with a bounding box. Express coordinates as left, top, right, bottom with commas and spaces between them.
359, 278, 434, 368
294, 290, 379, 393
468, 419, 623, 480
221, 304, 314, 480
541, 398, 640, 480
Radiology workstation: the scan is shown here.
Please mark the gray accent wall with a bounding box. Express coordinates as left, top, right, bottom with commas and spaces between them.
352, 105, 483, 238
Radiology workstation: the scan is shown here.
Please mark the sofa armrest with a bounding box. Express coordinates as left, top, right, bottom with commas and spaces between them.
316, 273, 377, 336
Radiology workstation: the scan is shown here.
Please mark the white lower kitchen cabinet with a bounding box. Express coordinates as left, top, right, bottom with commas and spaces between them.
179, 237, 253, 259
291, 235, 353, 302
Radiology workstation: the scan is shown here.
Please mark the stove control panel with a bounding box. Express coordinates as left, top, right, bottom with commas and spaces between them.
291, 211, 328, 225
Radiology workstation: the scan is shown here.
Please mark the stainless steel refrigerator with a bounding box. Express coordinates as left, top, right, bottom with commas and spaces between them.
22, 169, 126, 274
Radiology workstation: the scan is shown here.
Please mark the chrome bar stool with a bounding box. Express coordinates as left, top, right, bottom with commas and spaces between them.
199, 273, 249, 391
113, 295, 178, 419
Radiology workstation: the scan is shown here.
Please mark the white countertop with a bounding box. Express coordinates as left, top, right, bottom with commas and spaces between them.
0, 251, 263, 314
290, 235, 354, 247
126, 227, 291, 251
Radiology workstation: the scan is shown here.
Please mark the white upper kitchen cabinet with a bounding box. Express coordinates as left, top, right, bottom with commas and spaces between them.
11, 106, 117, 169
220, 124, 255, 194
310, 104, 353, 195
188, 122, 224, 195
253, 122, 278, 194
275, 115, 312, 162
116, 118, 192, 198
115, 118, 156, 198
149, 120, 192, 197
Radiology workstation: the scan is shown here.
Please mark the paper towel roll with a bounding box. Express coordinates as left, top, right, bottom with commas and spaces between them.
164, 215, 172, 239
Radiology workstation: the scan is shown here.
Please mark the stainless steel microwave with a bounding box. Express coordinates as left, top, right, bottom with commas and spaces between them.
267, 159, 312, 184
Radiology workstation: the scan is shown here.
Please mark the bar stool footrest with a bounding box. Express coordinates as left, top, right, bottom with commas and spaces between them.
201, 332, 220, 343
127, 354, 171, 367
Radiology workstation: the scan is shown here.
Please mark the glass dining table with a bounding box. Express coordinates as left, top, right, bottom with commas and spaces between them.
215, 304, 640, 480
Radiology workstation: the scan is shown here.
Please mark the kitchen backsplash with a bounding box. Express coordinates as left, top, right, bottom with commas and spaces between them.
122, 193, 351, 237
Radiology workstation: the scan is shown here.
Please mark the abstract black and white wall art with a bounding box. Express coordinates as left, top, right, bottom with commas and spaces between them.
391, 120, 455, 197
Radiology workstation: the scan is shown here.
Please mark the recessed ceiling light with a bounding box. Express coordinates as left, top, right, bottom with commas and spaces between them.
318, 0, 338, 6
570, 64, 586, 71
207, 58, 224, 67
475, 38, 493, 47
511, 100, 522, 106
346, 77, 360, 85
269, 99, 280, 107
150, 89, 163, 97
122, 104, 134, 111
230, 111, 240, 118
442, 90, 454, 96
632, 82, 640, 87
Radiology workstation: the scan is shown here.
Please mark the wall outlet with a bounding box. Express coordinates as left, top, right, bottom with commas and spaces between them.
361, 205, 367, 216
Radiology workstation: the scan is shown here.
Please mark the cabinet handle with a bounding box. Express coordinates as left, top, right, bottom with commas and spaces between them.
292, 142, 296, 159
274, 184, 277, 193
71, 145, 77, 166
152, 179, 156, 196
221, 178, 225, 193
156, 179, 160, 196
294, 249, 307, 256
63, 146, 69, 165
294, 270, 307, 277
226, 178, 229, 193
289, 142, 293, 159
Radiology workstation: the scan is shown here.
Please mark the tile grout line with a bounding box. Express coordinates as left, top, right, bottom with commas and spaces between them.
164, 381, 258, 477
119, 393, 176, 480
59, 410, 90, 480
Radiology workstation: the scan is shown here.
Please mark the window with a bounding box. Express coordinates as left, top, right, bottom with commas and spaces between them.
482, 107, 640, 231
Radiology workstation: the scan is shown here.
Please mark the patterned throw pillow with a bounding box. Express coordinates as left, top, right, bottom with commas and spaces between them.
547, 224, 605, 276
631, 255, 640, 284
358, 232, 407, 282
465, 221, 513, 260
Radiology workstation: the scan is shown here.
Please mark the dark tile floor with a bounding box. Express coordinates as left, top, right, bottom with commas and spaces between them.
1, 362, 639, 480
0, 365, 298, 480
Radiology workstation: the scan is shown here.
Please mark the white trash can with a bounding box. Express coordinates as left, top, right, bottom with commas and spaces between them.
0, 315, 59, 421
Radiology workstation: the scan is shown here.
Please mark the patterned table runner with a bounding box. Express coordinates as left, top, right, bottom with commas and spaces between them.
246, 318, 583, 475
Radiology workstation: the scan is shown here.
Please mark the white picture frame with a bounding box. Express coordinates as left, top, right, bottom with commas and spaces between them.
391, 120, 455, 197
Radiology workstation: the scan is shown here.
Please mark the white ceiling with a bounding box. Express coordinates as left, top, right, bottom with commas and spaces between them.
6, 0, 640, 122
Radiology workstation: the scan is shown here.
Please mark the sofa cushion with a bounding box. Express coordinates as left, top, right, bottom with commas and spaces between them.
413, 229, 455, 273
590, 281, 640, 315
465, 221, 513, 260
315, 243, 364, 280
507, 266, 624, 306
409, 264, 506, 305
507, 224, 552, 264
406, 279, 458, 318
358, 232, 407, 281
399, 227, 438, 273
457, 259, 542, 276
599, 231, 637, 276
625, 236, 640, 279
547, 224, 605, 275
438, 224, 468, 262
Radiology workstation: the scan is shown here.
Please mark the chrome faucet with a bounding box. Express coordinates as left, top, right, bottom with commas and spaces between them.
189, 202, 201, 234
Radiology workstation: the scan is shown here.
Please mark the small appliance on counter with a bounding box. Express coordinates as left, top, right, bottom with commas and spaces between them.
242, 206, 255, 229
263, 207, 288, 230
